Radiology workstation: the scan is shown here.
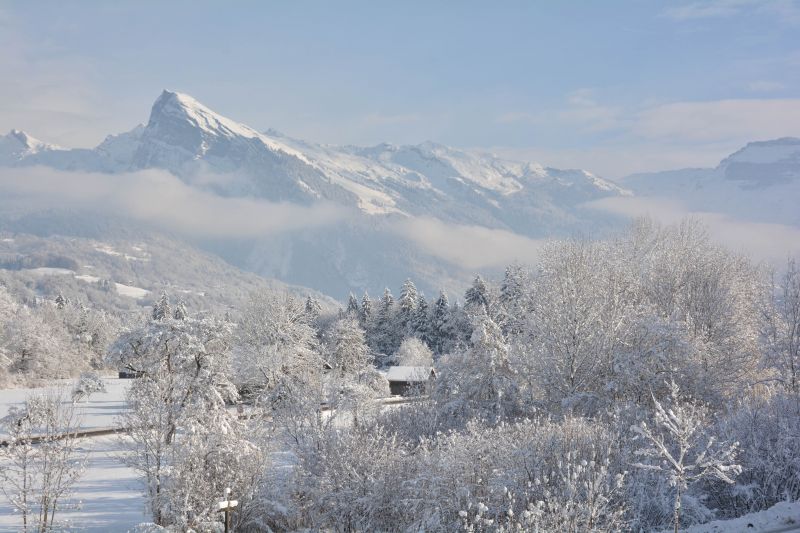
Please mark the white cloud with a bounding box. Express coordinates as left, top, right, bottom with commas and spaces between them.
584, 196, 800, 262
746, 80, 786, 92
662, 0, 756, 20
361, 113, 422, 126
633, 98, 800, 142
0, 167, 349, 238
662, 0, 800, 22
389, 216, 545, 269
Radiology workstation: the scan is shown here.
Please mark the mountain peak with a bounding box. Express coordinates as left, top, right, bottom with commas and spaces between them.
6, 129, 52, 151
148, 90, 260, 141
0, 129, 58, 164
719, 136, 800, 170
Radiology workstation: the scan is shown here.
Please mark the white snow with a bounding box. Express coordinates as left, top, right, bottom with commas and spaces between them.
385, 366, 433, 382
115, 283, 149, 299
23, 267, 76, 276
0, 435, 147, 533
676, 501, 800, 532
0, 379, 146, 530
0, 377, 130, 434
94, 244, 122, 257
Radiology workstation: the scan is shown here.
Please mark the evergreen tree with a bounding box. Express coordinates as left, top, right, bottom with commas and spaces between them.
397, 279, 419, 339
173, 300, 188, 321
305, 296, 322, 321
431, 290, 451, 356
346, 293, 360, 318
373, 288, 397, 356
411, 294, 433, 347
152, 292, 171, 321
464, 275, 490, 314
360, 291, 372, 329
54, 293, 67, 310
499, 263, 528, 335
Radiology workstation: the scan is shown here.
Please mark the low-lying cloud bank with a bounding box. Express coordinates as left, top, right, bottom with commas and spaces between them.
585, 196, 800, 263
390, 216, 546, 270
0, 166, 349, 238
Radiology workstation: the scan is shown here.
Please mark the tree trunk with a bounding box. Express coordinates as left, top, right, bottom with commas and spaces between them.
674, 486, 682, 533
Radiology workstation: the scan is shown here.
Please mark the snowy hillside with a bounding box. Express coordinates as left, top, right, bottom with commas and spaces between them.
622, 138, 800, 227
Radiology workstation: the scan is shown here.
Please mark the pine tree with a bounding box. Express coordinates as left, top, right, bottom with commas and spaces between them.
173, 300, 188, 320
396, 279, 419, 341
431, 290, 451, 356
499, 263, 528, 335
305, 296, 322, 321
411, 294, 433, 347
464, 275, 490, 314
373, 288, 397, 356
360, 291, 372, 329
346, 293, 360, 318
152, 292, 171, 321
54, 293, 67, 310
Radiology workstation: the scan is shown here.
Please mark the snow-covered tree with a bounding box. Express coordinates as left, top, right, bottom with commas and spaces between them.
394, 337, 433, 367
71, 371, 107, 403
370, 288, 398, 356
305, 295, 322, 321
324, 316, 372, 376
430, 290, 451, 356
436, 312, 520, 422
632, 382, 741, 533
359, 291, 372, 329
397, 279, 419, 336
172, 300, 187, 321
234, 292, 322, 408
108, 314, 243, 528
345, 293, 360, 318
763, 258, 800, 393
151, 292, 171, 321
464, 275, 490, 315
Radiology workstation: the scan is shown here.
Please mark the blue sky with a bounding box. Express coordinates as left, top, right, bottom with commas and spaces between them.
1, 0, 798, 177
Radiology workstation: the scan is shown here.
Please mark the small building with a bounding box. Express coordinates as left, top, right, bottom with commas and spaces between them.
385, 366, 436, 396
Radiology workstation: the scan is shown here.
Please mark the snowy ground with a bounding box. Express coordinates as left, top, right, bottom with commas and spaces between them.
0, 379, 146, 532
0, 435, 147, 533
0, 377, 130, 434
680, 501, 800, 532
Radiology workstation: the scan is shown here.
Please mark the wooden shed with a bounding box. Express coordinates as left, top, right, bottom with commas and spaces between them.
385, 366, 436, 396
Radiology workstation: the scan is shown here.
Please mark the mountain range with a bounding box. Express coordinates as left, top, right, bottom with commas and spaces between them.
0, 90, 798, 299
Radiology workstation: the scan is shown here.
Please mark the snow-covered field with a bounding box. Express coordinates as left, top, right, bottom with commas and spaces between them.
0, 435, 146, 533
0, 377, 130, 434
0, 379, 146, 532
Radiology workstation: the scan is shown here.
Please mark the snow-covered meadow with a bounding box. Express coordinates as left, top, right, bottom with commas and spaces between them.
0, 378, 147, 533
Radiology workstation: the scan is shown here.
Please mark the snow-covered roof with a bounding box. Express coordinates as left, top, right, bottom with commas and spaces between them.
385, 366, 433, 382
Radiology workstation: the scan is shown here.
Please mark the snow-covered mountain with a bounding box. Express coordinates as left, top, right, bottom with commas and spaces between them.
0, 90, 627, 234
0, 130, 59, 166
622, 137, 800, 227
0, 90, 632, 297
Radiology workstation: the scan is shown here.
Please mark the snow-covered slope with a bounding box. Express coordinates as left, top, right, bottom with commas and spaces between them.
622, 138, 800, 227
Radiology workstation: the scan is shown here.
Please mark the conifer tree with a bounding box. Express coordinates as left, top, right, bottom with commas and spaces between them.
360, 291, 372, 329
431, 290, 451, 356
152, 292, 171, 321
346, 293, 360, 318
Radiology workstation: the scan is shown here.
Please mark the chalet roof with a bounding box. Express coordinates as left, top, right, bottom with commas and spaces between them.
385, 366, 433, 383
